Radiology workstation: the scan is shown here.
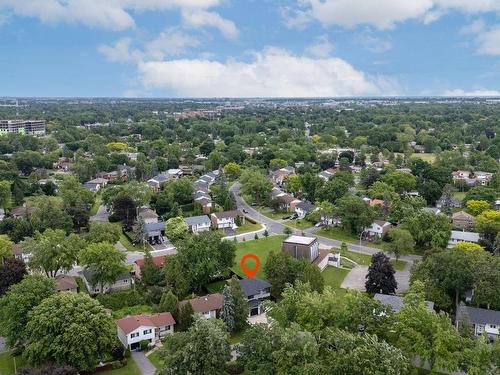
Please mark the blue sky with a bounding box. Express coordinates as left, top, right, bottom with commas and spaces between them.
1, 0, 500, 97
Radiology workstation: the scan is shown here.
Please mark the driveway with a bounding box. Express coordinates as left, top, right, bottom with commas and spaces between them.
131, 351, 156, 375
89, 204, 109, 222
340, 265, 411, 293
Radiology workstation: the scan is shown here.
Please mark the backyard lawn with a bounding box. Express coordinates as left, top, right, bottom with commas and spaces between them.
322, 267, 350, 299
232, 235, 286, 279
235, 221, 263, 234
205, 279, 227, 293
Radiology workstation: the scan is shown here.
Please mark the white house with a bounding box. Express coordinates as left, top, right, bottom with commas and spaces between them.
116, 312, 175, 350
82, 269, 133, 295
179, 293, 223, 319
365, 220, 392, 238
456, 303, 499, 340
448, 230, 480, 248
184, 215, 212, 233
295, 201, 315, 219
84, 177, 108, 192
211, 210, 244, 229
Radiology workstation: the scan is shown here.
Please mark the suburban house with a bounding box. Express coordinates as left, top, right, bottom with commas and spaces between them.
365, 220, 392, 238
270, 166, 295, 186
452, 211, 476, 230
12, 243, 31, 264
116, 312, 176, 350
83, 178, 108, 192
448, 230, 480, 248
318, 169, 334, 181
144, 222, 166, 245
282, 235, 319, 263
184, 215, 212, 233
473, 171, 493, 186
374, 293, 434, 313
179, 293, 223, 319
456, 303, 499, 339
436, 196, 463, 210
81, 268, 133, 295
295, 201, 315, 219
211, 210, 245, 229
193, 191, 212, 214
137, 207, 159, 224
422, 207, 441, 215
238, 278, 271, 316
133, 255, 167, 279
55, 275, 78, 293
147, 173, 171, 193
369, 199, 384, 207
273, 193, 301, 212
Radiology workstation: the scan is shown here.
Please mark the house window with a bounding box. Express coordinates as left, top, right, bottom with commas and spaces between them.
143, 329, 152, 335
131, 332, 139, 338
490, 325, 497, 329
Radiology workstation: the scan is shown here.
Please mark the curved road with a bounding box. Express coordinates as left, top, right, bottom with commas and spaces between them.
230, 182, 421, 263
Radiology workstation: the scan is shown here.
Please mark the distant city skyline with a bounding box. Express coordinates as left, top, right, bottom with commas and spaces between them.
2, 1, 500, 97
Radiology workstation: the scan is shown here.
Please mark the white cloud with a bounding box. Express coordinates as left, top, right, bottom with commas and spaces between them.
285, 0, 500, 30
444, 88, 500, 96
137, 47, 398, 97
305, 35, 334, 57
98, 29, 199, 62
355, 32, 392, 53
0, 0, 238, 37
476, 27, 500, 55
460, 19, 486, 34
181, 9, 239, 40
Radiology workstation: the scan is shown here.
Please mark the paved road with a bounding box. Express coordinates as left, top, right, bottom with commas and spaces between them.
89, 204, 109, 222
230, 182, 421, 264
131, 351, 156, 375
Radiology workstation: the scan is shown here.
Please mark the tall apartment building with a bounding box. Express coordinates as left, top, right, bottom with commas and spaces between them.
0, 120, 46, 135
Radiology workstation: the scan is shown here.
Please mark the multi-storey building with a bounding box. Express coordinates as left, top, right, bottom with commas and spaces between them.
0, 120, 45, 135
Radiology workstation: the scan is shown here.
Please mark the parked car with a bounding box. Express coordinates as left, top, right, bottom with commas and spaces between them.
315, 222, 323, 227
242, 209, 249, 214
290, 213, 298, 220
282, 215, 291, 220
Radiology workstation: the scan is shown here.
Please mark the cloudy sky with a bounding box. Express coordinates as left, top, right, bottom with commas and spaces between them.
2, 0, 500, 97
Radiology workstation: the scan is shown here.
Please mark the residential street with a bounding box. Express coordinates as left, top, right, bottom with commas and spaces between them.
230, 182, 421, 263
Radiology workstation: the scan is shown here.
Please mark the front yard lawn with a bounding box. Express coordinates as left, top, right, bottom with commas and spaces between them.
0, 352, 26, 375
235, 221, 263, 234
285, 219, 313, 231
336, 247, 407, 271
257, 207, 287, 221
147, 351, 163, 369
317, 227, 384, 250
119, 232, 148, 252
100, 357, 141, 375
232, 235, 286, 280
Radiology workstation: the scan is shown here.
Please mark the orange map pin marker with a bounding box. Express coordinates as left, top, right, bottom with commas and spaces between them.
240, 253, 260, 279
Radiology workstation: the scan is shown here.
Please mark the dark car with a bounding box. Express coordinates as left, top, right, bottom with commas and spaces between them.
282, 215, 291, 220
242, 209, 249, 214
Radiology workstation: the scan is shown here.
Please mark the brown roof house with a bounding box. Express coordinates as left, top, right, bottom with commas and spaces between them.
270, 167, 295, 186
211, 210, 245, 229
55, 275, 78, 293
452, 211, 476, 230
133, 255, 167, 279
116, 312, 175, 350
179, 293, 224, 319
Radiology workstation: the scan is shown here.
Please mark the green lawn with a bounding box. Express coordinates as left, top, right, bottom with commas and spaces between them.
229, 329, 246, 344
74, 276, 89, 294
332, 247, 407, 271
119, 232, 148, 252
101, 357, 142, 375
410, 153, 436, 163
147, 350, 163, 369
90, 193, 103, 216
235, 221, 263, 234
317, 227, 384, 250
285, 219, 313, 231
257, 208, 287, 221
232, 235, 286, 279
0, 352, 26, 375
453, 191, 466, 200
205, 279, 228, 293
322, 267, 350, 300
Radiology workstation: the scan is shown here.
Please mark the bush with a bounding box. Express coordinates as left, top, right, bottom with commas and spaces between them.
139, 340, 149, 351
226, 361, 244, 374
96, 290, 145, 310
124, 348, 131, 358
111, 346, 125, 360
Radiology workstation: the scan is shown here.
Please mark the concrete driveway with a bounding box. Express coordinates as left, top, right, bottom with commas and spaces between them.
340, 265, 411, 293
131, 351, 156, 375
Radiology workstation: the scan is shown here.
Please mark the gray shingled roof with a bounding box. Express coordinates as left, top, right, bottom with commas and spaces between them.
374, 293, 434, 313
238, 278, 271, 297
184, 215, 211, 226
456, 303, 500, 325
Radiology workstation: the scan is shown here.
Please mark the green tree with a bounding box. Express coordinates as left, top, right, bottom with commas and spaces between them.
228, 275, 249, 332
85, 222, 121, 244
0, 180, 12, 211
464, 186, 496, 205
0, 258, 27, 295
240, 168, 272, 205
0, 234, 13, 264
156, 317, 230, 375
24, 292, 115, 371
27, 196, 73, 233
384, 227, 414, 260
401, 212, 451, 250
465, 200, 491, 216
237, 324, 281, 374
79, 242, 127, 294
164, 255, 190, 297
165, 216, 188, 242
365, 252, 397, 295
335, 195, 375, 235
0, 275, 55, 347
382, 171, 417, 194
176, 301, 195, 332
220, 285, 235, 332
264, 251, 295, 297
159, 290, 178, 313
22, 229, 84, 277
223, 162, 241, 180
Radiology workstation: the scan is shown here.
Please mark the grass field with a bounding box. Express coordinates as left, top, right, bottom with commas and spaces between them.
285, 219, 313, 231
232, 235, 286, 279
147, 351, 163, 369
235, 221, 263, 234
317, 227, 384, 250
